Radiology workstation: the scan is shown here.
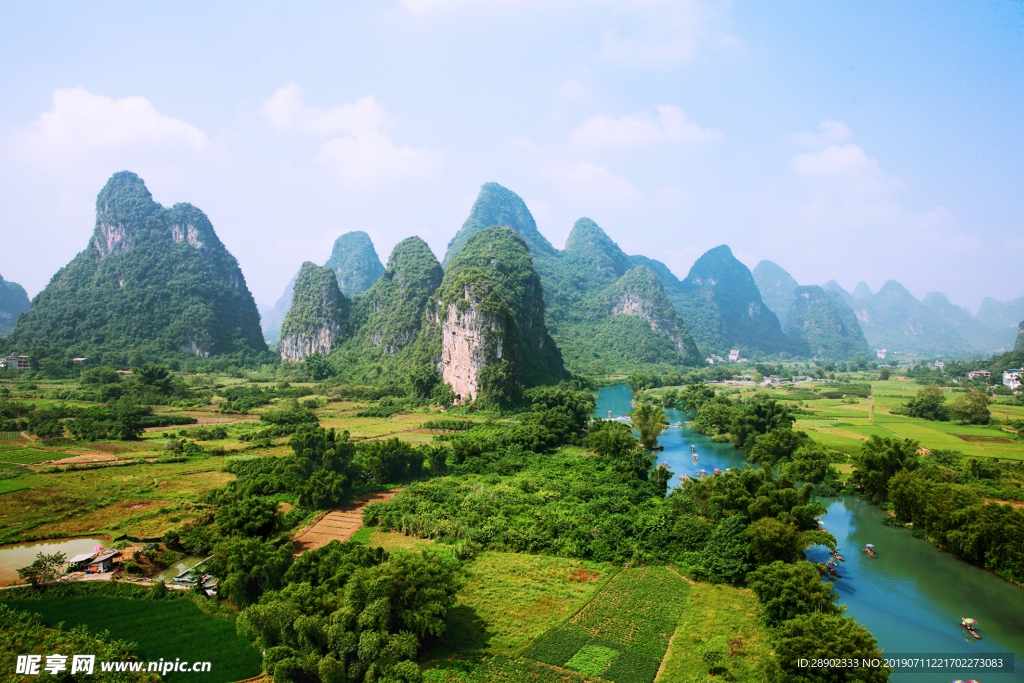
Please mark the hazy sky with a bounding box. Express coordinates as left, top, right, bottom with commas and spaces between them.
2, 1, 1022, 312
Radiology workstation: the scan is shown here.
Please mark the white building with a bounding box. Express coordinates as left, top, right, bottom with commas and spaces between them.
728, 349, 740, 362
934, 360, 945, 369
1005, 369, 1023, 390
966, 370, 991, 381
876, 349, 887, 360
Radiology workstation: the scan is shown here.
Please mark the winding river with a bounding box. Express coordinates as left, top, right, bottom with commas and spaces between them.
596, 385, 1024, 682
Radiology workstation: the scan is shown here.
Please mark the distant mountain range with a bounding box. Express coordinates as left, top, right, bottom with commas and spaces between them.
754, 261, 1018, 357
7, 173, 1020, 367
0, 274, 30, 337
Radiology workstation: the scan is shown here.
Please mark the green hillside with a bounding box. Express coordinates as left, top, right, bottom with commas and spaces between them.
324, 230, 385, 297
442, 182, 555, 267
752, 260, 799, 322
6, 171, 266, 364
783, 285, 871, 359
279, 262, 350, 361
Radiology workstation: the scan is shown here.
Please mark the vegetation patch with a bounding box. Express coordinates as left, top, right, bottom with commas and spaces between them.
523, 567, 689, 683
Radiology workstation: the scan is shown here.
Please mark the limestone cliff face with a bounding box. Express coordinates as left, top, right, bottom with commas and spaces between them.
430, 226, 565, 405
438, 285, 505, 402
603, 266, 702, 363
279, 262, 350, 362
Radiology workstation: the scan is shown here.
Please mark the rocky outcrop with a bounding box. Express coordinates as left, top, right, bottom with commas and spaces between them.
280, 262, 349, 362
431, 226, 564, 405
439, 285, 505, 401
604, 266, 701, 363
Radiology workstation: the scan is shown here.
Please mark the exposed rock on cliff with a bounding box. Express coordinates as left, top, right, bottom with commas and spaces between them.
280, 262, 350, 362
430, 226, 565, 405
0, 274, 30, 337
602, 266, 702, 363
783, 285, 871, 359
324, 231, 385, 297
8, 171, 266, 361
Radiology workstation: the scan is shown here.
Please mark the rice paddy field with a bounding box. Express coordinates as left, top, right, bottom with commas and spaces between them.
0, 594, 261, 683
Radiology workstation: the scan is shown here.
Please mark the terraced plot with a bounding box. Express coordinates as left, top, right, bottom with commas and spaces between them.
524, 566, 690, 683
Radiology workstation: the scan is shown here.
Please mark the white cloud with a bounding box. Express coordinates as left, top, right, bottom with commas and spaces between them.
11, 87, 208, 179
543, 161, 642, 202
315, 130, 443, 188
571, 104, 723, 150
260, 85, 393, 135
788, 120, 852, 148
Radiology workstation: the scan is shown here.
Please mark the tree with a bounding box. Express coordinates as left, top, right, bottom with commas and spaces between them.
303, 353, 333, 381
878, 368, 891, 380
134, 363, 175, 394
784, 444, 839, 484
747, 561, 843, 625
215, 497, 282, 540
628, 403, 665, 450
903, 384, 948, 421
766, 613, 890, 682
747, 428, 807, 467
850, 436, 919, 503
79, 366, 121, 385
745, 518, 805, 565
209, 537, 293, 607
949, 390, 990, 425
628, 372, 653, 396
111, 400, 146, 441
17, 551, 67, 587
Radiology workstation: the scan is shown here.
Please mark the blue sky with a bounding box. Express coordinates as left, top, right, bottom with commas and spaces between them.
2, 1, 1022, 312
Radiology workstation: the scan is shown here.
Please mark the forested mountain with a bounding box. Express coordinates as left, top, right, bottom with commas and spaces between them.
8, 171, 266, 363
923, 292, 1015, 352
442, 182, 555, 267
844, 281, 967, 356
0, 274, 30, 337
324, 231, 385, 297
325, 236, 445, 385
428, 226, 565, 403
279, 262, 350, 362
752, 260, 799, 323
672, 246, 794, 356
443, 185, 702, 373
823, 280, 857, 307
1016, 320, 1024, 351
852, 281, 874, 300
976, 295, 1024, 347
262, 231, 384, 346
784, 286, 871, 359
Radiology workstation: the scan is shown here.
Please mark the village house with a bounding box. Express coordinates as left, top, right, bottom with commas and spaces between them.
966, 370, 991, 381
87, 550, 121, 573
1005, 369, 1023, 390
0, 355, 29, 371
728, 349, 740, 362
876, 349, 887, 359
934, 360, 945, 369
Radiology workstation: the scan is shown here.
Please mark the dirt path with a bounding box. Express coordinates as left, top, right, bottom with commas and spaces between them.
292, 491, 397, 554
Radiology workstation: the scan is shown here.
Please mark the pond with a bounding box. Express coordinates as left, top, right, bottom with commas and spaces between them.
595, 385, 1024, 681
152, 555, 209, 582
0, 537, 109, 585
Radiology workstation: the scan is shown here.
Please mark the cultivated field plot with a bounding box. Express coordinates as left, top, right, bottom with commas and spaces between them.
1, 595, 261, 683
292, 491, 397, 553
524, 566, 690, 683
0, 448, 61, 465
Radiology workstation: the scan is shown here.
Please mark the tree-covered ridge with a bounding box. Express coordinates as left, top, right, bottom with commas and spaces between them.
752, 260, 799, 323
675, 245, 793, 355
431, 226, 566, 399
0, 274, 30, 337
847, 280, 968, 355
324, 230, 385, 297
563, 217, 634, 286
442, 182, 555, 267
279, 262, 350, 361
7, 171, 266, 364
783, 285, 871, 359
602, 266, 702, 363
923, 291, 1016, 352
1017, 319, 1024, 351
345, 236, 443, 358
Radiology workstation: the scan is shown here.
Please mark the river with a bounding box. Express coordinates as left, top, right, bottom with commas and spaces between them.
595, 385, 1024, 682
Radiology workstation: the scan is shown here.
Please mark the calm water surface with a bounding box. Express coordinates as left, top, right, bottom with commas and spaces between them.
0, 537, 108, 585
595, 386, 1024, 682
